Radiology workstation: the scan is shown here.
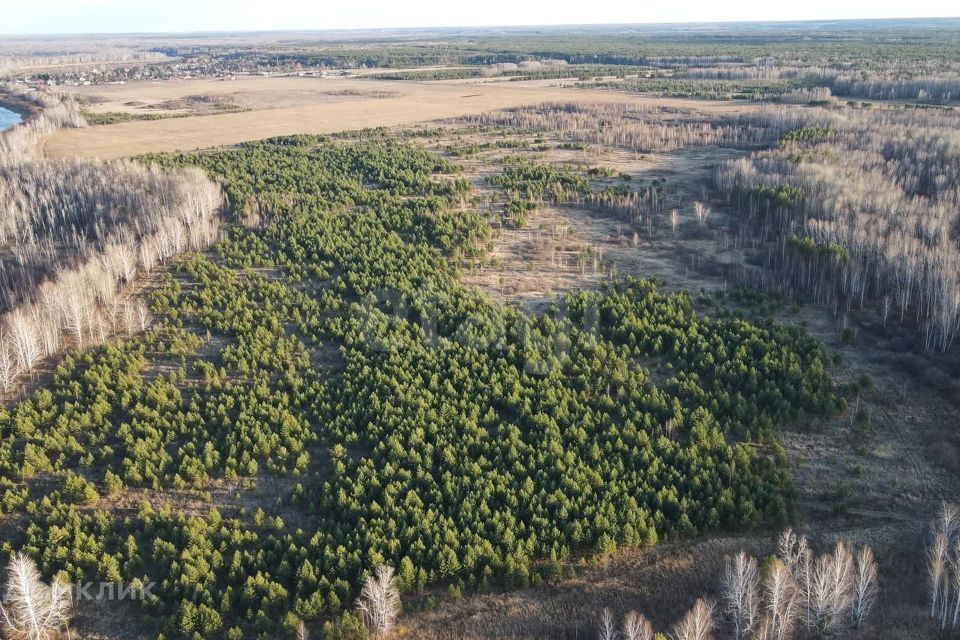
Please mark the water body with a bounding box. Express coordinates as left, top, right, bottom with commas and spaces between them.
0, 105, 23, 131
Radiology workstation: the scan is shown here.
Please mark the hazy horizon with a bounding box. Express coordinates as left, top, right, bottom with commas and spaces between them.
3, 0, 958, 36
3, 17, 960, 39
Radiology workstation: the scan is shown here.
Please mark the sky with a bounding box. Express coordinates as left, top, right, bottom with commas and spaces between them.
2, 0, 958, 35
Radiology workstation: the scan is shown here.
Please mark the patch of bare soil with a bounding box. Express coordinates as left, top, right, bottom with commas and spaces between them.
779, 303, 960, 523
72, 597, 150, 640
461, 206, 605, 311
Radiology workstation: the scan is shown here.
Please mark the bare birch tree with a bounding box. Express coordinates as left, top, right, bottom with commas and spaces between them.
0, 102, 222, 392
356, 565, 401, 638
809, 551, 849, 636
0, 551, 72, 640
850, 545, 878, 629
599, 607, 618, 640
939, 503, 960, 543
716, 106, 960, 352
693, 201, 710, 224
7, 310, 41, 373
762, 559, 798, 640
831, 541, 855, 613
622, 610, 655, 640
0, 332, 18, 392
951, 540, 960, 629
723, 552, 760, 639
670, 599, 714, 640
930, 531, 950, 626
135, 301, 152, 333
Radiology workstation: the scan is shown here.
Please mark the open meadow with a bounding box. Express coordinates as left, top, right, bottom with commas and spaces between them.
43, 77, 750, 159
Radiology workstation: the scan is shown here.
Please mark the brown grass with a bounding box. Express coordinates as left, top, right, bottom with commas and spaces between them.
400, 522, 928, 640
44, 77, 753, 159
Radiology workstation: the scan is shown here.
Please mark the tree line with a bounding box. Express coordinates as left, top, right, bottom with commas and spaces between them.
0, 88, 222, 395
716, 105, 960, 351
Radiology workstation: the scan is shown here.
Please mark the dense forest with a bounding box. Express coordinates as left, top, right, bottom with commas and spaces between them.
716, 105, 960, 352
0, 90, 222, 393
0, 134, 848, 638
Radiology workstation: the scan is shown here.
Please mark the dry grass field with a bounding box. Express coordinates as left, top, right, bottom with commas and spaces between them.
458, 144, 743, 310
44, 77, 753, 159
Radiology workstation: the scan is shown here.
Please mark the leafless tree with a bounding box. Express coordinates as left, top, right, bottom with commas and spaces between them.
931, 532, 950, 625
599, 607, 618, 640
925, 503, 960, 629
118, 302, 135, 336
1, 51, 167, 75
762, 559, 798, 640
0, 331, 18, 392
356, 565, 401, 638
0, 551, 71, 640
461, 102, 767, 155
831, 542, 854, 608
103, 242, 137, 284
7, 310, 41, 373
778, 529, 811, 580
808, 547, 852, 636
0, 88, 84, 157
31, 309, 58, 358
583, 188, 663, 237
951, 540, 960, 629
722, 552, 760, 639
781, 531, 812, 629
296, 619, 309, 640
622, 610, 654, 640
939, 503, 960, 542
135, 301, 152, 333
670, 599, 714, 640
693, 201, 710, 224
139, 240, 158, 274
0, 92, 221, 393
850, 545, 878, 629
59, 285, 89, 350
716, 105, 960, 352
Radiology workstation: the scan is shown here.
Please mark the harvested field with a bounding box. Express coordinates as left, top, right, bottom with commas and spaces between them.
71, 76, 405, 114
44, 77, 753, 159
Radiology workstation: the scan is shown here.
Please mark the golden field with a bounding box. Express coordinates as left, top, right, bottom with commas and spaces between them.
45, 76, 752, 159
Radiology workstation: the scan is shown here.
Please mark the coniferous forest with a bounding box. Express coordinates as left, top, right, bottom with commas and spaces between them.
0, 136, 845, 638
